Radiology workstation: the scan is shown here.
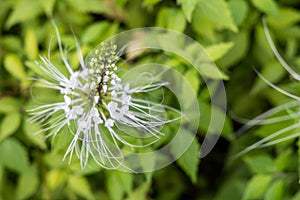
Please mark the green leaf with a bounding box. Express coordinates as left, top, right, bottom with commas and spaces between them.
218, 31, 249, 69
68, 175, 94, 200
25, 61, 45, 77
1, 36, 22, 52
0, 112, 21, 142
81, 21, 116, 44
106, 171, 133, 200
184, 69, 201, 95
228, 0, 249, 26
198, 0, 238, 32
251, 61, 287, 94
0, 97, 20, 113
5, 0, 42, 29
199, 62, 229, 80
51, 125, 74, 154
106, 171, 124, 200
65, 0, 106, 13
275, 149, 292, 171
0, 138, 30, 174
138, 148, 155, 182
25, 28, 38, 60
46, 169, 67, 191
292, 191, 300, 200
215, 180, 245, 200
191, 8, 215, 41
177, 137, 200, 183
198, 102, 231, 135
264, 180, 284, 200
38, 0, 56, 17
117, 172, 133, 196
268, 8, 300, 28
23, 120, 47, 150
16, 164, 39, 200
143, 0, 161, 8
0, 164, 3, 190
116, 0, 128, 8
4, 54, 26, 81
125, 182, 150, 200
156, 8, 186, 32
206, 42, 234, 61
243, 154, 276, 174
177, 0, 198, 22
170, 128, 200, 183
253, 26, 275, 66
251, 0, 278, 17
242, 174, 272, 200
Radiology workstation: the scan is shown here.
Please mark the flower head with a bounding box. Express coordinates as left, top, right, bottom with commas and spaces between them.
28, 22, 181, 170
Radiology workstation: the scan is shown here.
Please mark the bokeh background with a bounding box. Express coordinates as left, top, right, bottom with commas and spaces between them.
0, 0, 300, 199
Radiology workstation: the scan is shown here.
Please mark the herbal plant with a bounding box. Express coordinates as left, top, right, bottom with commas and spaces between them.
28, 21, 182, 171
0, 0, 300, 200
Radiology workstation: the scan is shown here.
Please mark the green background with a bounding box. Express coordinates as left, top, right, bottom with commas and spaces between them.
0, 0, 300, 199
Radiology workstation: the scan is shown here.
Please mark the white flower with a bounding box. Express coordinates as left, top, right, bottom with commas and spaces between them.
233, 18, 300, 159
28, 21, 181, 170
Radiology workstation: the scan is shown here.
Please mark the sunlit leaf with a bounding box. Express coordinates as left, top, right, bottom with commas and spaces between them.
242, 174, 272, 200
251, 0, 278, 17
65, 0, 106, 13
0, 138, 30, 174
198, 0, 238, 32
4, 54, 26, 81
25, 61, 45, 76
68, 175, 94, 200
25, 28, 39, 60
46, 169, 67, 191
23, 119, 47, 150
228, 0, 249, 26
156, 8, 186, 32
38, 0, 56, 17
0, 112, 21, 142
184, 69, 201, 95
0, 97, 20, 114
5, 0, 42, 29
264, 180, 284, 200
206, 42, 234, 61
177, 0, 198, 22
81, 22, 119, 44
191, 8, 215, 41
106, 170, 134, 197
125, 182, 150, 200
268, 8, 300, 28
16, 164, 39, 200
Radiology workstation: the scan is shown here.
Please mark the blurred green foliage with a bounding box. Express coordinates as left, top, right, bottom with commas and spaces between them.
0, 0, 300, 199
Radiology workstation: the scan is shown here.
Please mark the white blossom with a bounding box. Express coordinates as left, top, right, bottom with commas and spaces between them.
28, 22, 181, 170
